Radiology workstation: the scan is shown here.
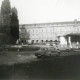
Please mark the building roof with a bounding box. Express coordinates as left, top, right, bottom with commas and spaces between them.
20, 19, 80, 26
19, 19, 80, 29
65, 33, 80, 36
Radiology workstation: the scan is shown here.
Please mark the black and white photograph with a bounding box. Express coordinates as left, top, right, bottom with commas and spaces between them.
0, 0, 80, 80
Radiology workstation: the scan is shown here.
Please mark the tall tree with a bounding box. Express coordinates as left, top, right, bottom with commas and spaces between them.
0, 0, 19, 44
1, 0, 11, 34
0, 11, 1, 24
10, 7, 19, 40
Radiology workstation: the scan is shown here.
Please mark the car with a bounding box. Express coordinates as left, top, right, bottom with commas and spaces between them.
55, 45, 71, 51
35, 47, 60, 58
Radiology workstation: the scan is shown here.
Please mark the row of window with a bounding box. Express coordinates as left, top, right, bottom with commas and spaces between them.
20, 27, 80, 34
31, 40, 53, 42
20, 28, 54, 33
21, 40, 54, 43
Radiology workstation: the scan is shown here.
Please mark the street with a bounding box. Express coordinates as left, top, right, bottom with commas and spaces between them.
0, 51, 80, 80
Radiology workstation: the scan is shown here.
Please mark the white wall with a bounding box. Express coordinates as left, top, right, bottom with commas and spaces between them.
19, 22, 80, 44
60, 36, 67, 46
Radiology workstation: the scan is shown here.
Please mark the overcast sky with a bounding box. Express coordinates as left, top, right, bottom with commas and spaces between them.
0, 0, 80, 24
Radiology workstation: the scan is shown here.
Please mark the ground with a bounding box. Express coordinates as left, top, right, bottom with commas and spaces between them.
0, 50, 80, 65
0, 49, 80, 80
0, 51, 36, 65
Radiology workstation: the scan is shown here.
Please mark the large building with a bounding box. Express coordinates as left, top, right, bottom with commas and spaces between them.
19, 19, 80, 47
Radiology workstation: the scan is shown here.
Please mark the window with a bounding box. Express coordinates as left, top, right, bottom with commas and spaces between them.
50, 40, 52, 42
46, 40, 48, 42
36, 40, 38, 43
28, 30, 30, 32
21, 40, 23, 43
32, 40, 34, 43
41, 40, 43, 43
24, 40, 26, 42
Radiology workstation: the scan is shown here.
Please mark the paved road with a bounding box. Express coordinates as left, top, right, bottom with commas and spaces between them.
0, 51, 80, 80
0, 50, 80, 65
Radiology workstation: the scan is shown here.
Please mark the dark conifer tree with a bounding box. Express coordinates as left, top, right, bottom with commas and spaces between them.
1, 0, 11, 34
10, 7, 19, 40
0, 0, 19, 44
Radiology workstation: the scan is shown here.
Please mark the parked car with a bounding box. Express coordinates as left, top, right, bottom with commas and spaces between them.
54, 45, 71, 51
35, 47, 60, 58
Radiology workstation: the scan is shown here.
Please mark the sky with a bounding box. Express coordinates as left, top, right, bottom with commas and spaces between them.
0, 0, 80, 24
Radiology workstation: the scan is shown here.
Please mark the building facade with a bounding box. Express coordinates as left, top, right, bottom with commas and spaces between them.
19, 20, 80, 46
